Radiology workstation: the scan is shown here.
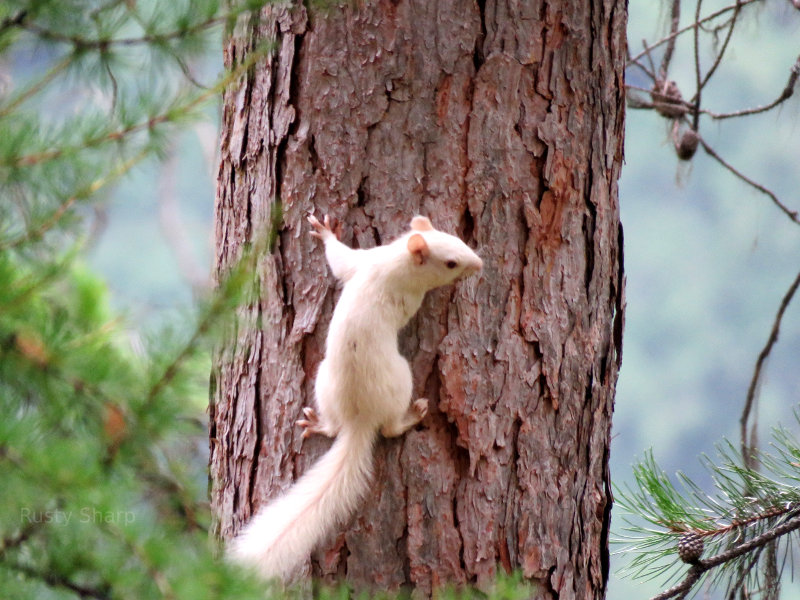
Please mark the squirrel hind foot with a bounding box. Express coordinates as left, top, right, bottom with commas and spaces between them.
297, 407, 337, 439
380, 398, 429, 438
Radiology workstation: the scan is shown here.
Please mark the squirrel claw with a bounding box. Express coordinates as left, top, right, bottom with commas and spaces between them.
308, 213, 336, 240
411, 398, 429, 420
297, 407, 326, 439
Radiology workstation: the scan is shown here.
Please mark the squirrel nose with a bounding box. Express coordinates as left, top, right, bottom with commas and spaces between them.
466, 256, 483, 275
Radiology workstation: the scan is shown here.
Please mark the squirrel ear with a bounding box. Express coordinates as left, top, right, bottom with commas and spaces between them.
407, 233, 430, 265
410, 216, 434, 231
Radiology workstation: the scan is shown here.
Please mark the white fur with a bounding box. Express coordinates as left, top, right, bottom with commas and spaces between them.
228, 425, 374, 579
229, 215, 482, 581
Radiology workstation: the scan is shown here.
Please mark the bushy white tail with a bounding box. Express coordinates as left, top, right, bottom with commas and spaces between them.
228, 424, 376, 580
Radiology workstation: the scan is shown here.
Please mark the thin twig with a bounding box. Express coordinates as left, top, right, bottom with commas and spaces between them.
643, 39, 658, 78
660, 0, 682, 81
697, 135, 800, 226
692, 0, 703, 130
707, 55, 800, 120
652, 513, 800, 600
740, 270, 800, 469
694, 0, 743, 98
628, 0, 761, 66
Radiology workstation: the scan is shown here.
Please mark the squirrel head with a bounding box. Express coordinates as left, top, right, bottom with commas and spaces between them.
403, 216, 482, 291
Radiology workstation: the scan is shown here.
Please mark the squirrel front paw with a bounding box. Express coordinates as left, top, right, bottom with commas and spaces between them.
307, 214, 337, 241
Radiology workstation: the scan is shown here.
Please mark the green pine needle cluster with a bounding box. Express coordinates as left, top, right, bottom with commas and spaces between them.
0, 0, 273, 598
0, 0, 268, 251
0, 250, 254, 599
614, 417, 800, 597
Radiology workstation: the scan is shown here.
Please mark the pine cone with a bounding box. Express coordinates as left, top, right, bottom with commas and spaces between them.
675, 129, 699, 161
677, 532, 704, 564
652, 80, 687, 118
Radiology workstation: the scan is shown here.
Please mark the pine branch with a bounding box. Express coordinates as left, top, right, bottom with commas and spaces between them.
18, 16, 227, 50
8, 111, 183, 168
0, 55, 71, 118
0, 39, 274, 251
651, 513, 800, 600
3, 35, 272, 170
0, 520, 41, 555
0, 147, 149, 250
100, 518, 185, 599
0, 10, 26, 35
142, 217, 275, 410
615, 433, 800, 589
4, 561, 112, 600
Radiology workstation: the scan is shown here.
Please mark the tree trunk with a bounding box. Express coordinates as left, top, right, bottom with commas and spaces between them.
210, 1, 626, 598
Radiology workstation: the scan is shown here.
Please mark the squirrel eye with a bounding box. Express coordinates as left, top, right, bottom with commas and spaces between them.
446, 260, 458, 269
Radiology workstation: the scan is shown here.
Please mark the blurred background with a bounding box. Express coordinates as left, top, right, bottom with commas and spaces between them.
29, 0, 799, 597
613, 2, 800, 596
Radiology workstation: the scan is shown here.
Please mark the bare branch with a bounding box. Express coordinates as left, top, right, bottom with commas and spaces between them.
627, 52, 798, 121
660, 0, 682, 81
627, 85, 693, 117
692, 0, 703, 129
706, 55, 800, 120
690, 0, 744, 106
628, 0, 761, 66
643, 39, 659, 79
697, 135, 800, 226
740, 270, 800, 469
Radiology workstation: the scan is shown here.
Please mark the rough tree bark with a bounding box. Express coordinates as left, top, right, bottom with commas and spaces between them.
210, 1, 626, 598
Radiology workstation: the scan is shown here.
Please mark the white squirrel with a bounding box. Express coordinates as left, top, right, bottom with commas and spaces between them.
229, 213, 483, 580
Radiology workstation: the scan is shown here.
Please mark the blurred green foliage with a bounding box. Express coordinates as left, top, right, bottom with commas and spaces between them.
0, 251, 266, 599
0, 0, 271, 598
